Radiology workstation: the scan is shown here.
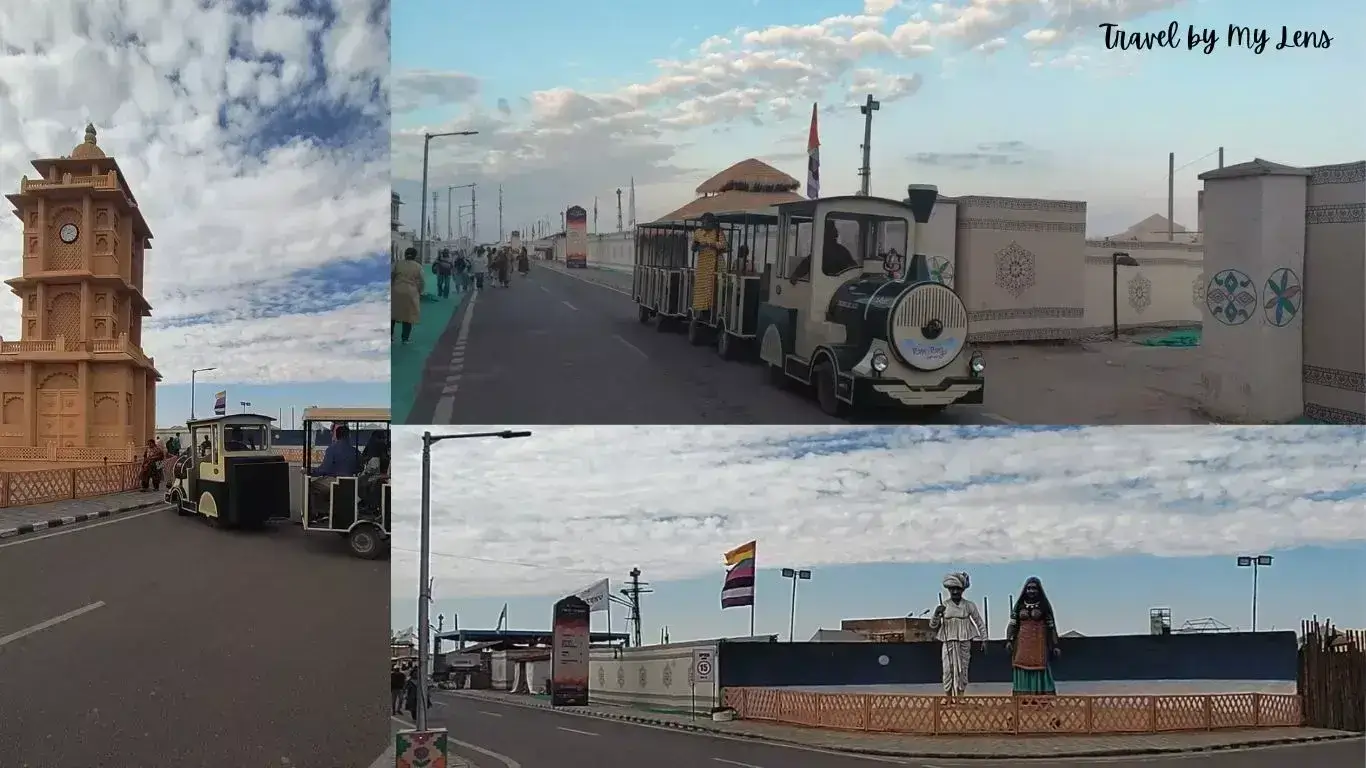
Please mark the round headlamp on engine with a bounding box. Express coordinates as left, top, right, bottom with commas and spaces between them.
886, 282, 969, 372
970, 352, 985, 375
871, 352, 889, 373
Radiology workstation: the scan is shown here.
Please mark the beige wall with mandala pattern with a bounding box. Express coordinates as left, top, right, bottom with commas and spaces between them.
951, 196, 1089, 343
1301, 161, 1366, 424
589, 641, 720, 715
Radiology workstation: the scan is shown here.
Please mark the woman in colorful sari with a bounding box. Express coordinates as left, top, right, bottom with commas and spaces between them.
1006, 576, 1062, 695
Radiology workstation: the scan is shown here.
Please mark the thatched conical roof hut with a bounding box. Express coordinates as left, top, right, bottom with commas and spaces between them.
653, 158, 805, 222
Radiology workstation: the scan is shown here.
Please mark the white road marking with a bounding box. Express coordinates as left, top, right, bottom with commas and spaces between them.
714, 759, 763, 768
557, 726, 599, 736
0, 601, 106, 648
432, 291, 477, 424
542, 262, 633, 296
390, 715, 523, 767
479, 710, 503, 717
0, 507, 164, 549
981, 411, 1017, 425
562, 300, 579, 311
541, 285, 551, 293
614, 334, 648, 359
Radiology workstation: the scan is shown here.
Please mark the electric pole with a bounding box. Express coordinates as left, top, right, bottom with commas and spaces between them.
616, 188, 623, 231
621, 567, 651, 647
858, 93, 880, 196
432, 191, 439, 239
498, 185, 503, 243
446, 192, 452, 240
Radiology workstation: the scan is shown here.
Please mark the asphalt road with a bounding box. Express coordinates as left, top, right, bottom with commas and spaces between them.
408, 266, 1003, 425
411, 695, 1365, 768
0, 505, 390, 768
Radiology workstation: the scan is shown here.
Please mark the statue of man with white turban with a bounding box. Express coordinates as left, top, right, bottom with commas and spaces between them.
930, 571, 986, 698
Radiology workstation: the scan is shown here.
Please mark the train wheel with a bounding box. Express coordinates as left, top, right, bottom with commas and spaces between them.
348, 524, 383, 560
687, 318, 707, 346
814, 360, 847, 417
716, 326, 735, 360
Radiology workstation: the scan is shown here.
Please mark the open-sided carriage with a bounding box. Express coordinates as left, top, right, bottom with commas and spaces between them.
300, 407, 391, 559
632, 187, 986, 416
632, 211, 775, 358
166, 413, 292, 527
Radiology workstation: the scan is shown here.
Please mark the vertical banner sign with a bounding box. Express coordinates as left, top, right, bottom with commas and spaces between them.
551, 595, 591, 706
565, 206, 588, 268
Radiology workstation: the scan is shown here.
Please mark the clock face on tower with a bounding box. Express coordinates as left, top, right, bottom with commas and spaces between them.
59, 223, 79, 244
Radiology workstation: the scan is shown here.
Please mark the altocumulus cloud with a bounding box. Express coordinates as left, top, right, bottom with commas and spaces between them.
391, 426, 1366, 599
0, 0, 388, 383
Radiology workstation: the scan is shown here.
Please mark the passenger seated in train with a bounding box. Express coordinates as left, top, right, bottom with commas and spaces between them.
790, 220, 858, 281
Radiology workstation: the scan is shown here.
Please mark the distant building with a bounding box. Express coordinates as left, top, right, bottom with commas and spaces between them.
809, 629, 869, 642
840, 617, 936, 643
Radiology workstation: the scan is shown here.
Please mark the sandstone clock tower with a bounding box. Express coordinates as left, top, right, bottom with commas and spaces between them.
0, 124, 161, 463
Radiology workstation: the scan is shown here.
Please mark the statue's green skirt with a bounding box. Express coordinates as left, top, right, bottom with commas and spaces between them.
1012, 666, 1057, 695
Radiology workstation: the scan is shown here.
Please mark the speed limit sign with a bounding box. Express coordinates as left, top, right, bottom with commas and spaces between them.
692, 648, 715, 683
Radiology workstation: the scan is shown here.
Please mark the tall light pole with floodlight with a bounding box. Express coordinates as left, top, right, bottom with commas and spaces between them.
415, 429, 531, 732
419, 131, 478, 264
1236, 554, 1273, 631
189, 367, 216, 419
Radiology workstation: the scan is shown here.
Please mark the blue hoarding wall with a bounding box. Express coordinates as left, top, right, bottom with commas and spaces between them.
717, 631, 1299, 688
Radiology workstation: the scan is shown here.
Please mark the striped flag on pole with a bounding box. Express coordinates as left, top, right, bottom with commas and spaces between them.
721, 540, 757, 608
806, 103, 820, 200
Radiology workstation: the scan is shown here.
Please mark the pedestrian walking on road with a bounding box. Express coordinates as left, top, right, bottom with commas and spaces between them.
391, 666, 406, 714
433, 249, 452, 298
404, 666, 420, 720
139, 439, 166, 491
392, 247, 424, 344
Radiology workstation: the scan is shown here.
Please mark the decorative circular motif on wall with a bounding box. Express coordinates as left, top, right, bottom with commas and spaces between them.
1127, 273, 1152, 314
638, 666, 648, 688
994, 241, 1036, 298
617, 667, 626, 688
1191, 273, 1205, 308
1205, 268, 1256, 326
1262, 267, 1303, 327
928, 256, 955, 288
598, 667, 606, 687
662, 663, 674, 689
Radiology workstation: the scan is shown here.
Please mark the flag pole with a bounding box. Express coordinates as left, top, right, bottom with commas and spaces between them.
749, 603, 755, 637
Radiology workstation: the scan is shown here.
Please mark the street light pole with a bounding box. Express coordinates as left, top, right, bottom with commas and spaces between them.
1111, 251, 1139, 340
189, 367, 216, 420
416, 428, 532, 731
419, 131, 478, 265
1236, 555, 1273, 631
781, 568, 812, 642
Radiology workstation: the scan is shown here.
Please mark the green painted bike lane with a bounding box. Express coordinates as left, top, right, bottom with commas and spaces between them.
392, 288, 469, 423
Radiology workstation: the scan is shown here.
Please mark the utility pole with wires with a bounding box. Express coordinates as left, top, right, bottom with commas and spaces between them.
621, 567, 651, 647
432, 192, 439, 240
498, 185, 504, 243
857, 93, 880, 196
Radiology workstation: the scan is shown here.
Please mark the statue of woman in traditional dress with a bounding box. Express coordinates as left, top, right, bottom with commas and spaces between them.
1005, 576, 1061, 696
929, 571, 985, 698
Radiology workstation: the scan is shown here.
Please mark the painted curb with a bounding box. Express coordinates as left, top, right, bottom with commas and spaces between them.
440, 691, 1363, 760
0, 500, 166, 540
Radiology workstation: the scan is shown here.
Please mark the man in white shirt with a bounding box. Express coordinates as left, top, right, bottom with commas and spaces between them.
929, 571, 986, 697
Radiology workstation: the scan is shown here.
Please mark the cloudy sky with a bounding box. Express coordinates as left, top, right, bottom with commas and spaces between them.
391, 0, 1362, 241
0, 0, 389, 423
391, 425, 1366, 642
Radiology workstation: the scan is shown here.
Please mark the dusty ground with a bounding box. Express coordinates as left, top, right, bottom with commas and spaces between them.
982, 335, 1208, 425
